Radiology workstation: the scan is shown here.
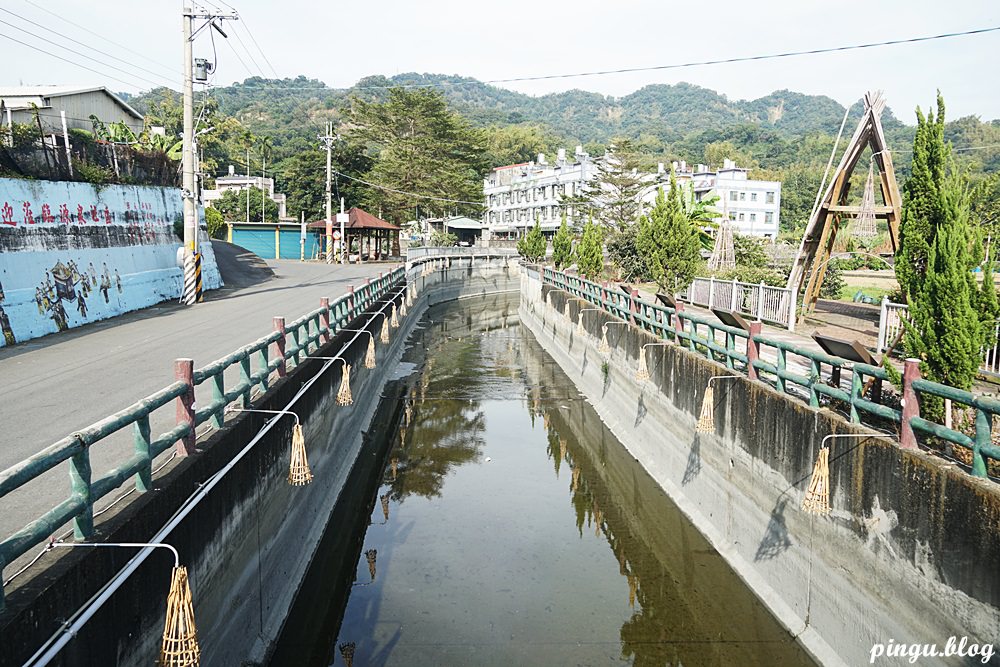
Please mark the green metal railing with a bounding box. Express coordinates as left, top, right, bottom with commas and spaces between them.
0, 266, 408, 608
542, 266, 1000, 480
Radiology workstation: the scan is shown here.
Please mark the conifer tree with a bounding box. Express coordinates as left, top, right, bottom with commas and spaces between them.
517, 219, 546, 262
570, 139, 646, 231
900, 93, 998, 415
637, 171, 702, 293
576, 216, 604, 280
551, 215, 573, 269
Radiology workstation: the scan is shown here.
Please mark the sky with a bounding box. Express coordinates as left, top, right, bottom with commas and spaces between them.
1, 0, 998, 124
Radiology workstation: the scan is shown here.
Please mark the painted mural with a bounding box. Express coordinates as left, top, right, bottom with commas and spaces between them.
0, 178, 222, 347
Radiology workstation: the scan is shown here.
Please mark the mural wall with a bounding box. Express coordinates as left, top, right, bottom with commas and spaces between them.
0, 178, 222, 347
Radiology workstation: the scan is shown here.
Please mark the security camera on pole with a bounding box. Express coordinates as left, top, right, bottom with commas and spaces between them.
181, 5, 237, 305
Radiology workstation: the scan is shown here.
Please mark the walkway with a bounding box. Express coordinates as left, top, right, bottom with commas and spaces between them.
0, 252, 387, 561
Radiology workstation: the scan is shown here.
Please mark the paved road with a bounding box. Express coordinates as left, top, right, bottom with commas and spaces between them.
0, 251, 388, 569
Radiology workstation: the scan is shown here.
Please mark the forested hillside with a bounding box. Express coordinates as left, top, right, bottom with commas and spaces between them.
124, 73, 1000, 231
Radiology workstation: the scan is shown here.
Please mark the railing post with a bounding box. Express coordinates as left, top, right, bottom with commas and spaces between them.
630, 288, 639, 325
756, 282, 765, 320
747, 322, 761, 380
174, 358, 196, 456
776, 348, 787, 393
239, 353, 252, 407
273, 316, 287, 378
877, 297, 888, 353
133, 415, 152, 492
786, 288, 797, 332
900, 358, 921, 450
973, 408, 990, 477
210, 372, 225, 429
673, 302, 685, 343
348, 285, 355, 318
69, 447, 93, 540
708, 276, 715, 308
730, 279, 738, 312
320, 297, 331, 344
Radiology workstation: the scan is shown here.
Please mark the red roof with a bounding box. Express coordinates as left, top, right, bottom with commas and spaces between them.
307, 207, 400, 231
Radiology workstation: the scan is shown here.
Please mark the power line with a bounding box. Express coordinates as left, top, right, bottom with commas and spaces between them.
237, 18, 279, 78
228, 21, 264, 78
331, 169, 485, 206
18, 0, 178, 81
0, 18, 170, 90
201, 24, 1000, 93
0, 30, 153, 91
0, 7, 180, 89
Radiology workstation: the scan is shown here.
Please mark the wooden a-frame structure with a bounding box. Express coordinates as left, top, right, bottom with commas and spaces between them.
786, 91, 903, 313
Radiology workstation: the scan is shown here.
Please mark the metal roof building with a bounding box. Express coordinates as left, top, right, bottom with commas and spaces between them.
0, 86, 144, 135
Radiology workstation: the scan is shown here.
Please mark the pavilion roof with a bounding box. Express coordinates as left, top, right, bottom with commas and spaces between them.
307, 207, 400, 231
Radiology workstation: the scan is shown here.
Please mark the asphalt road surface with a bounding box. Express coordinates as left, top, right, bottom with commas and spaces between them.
0, 243, 390, 575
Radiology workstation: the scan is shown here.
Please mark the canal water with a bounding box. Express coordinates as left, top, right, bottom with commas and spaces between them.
273, 293, 814, 666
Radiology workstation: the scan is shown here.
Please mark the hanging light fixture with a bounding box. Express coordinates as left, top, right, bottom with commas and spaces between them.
225, 408, 312, 486
696, 375, 739, 433
338, 363, 353, 406
636, 342, 670, 382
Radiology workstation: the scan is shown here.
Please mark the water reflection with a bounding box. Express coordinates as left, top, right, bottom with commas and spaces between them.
305, 294, 813, 667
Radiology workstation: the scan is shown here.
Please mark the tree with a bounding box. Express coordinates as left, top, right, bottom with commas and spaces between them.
900, 93, 997, 415
517, 219, 547, 262
570, 138, 647, 231
896, 94, 949, 301
277, 143, 373, 221
607, 224, 648, 282
551, 215, 573, 269
484, 124, 558, 167
344, 87, 487, 223
211, 186, 280, 223
637, 172, 703, 293
576, 217, 604, 280
429, 230, 458, 246
204, 206, 226, 239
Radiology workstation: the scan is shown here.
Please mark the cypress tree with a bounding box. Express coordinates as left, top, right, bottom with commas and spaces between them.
637, 170, 703, 293
517, 219, 546, 263
551, 215, 573, 269
900, 93, 997, 416
576, 216, 604, 280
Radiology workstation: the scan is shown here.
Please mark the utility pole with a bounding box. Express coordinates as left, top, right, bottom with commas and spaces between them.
319, 123, 335, 264
245, 147, 250, 226
181, 5, 237, 305
339, 197, 346, 264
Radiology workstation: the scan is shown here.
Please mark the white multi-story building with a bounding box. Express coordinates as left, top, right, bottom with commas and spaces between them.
483, 151, 780, 239
483, 146, 597, 239
691, 159, 781, 238
202, 165, 291, 221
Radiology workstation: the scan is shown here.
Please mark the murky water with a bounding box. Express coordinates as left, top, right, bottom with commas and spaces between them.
279, 294, 814, 667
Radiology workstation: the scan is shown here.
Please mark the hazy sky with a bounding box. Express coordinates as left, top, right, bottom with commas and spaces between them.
2, 0, 998, 123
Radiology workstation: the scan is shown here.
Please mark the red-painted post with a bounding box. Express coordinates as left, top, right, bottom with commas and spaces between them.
747, 322, 762, 381
273, 316, 287, 378
901, 358, 921, 450
630, 288, 639, 325
174, 358, 196, 456
319, 297, 331, 344
348, 285, 355, 317
673, 302, 685, 341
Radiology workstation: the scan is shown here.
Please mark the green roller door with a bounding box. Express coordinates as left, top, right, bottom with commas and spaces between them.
232, 228, 276, 259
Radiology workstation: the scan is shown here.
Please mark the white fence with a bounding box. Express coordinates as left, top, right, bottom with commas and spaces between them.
681, 277, 796, 330
877, 299, 1000, 376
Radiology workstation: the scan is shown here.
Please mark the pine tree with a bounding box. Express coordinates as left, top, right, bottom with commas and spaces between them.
576, 216, 604, 280
517, 219, 546, 262
551, 215, 573, 269
571, 139, 647, 232
637, 171, 703, 293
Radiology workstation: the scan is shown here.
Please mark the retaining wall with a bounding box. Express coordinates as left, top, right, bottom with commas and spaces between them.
0, 177, 221, 347
521, 270, 1000, 667
1, 257, 519, 667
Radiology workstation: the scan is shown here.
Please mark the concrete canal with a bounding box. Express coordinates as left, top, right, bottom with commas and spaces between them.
271, 293, 813, 666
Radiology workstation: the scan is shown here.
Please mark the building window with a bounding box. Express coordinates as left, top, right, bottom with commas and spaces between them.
739, 192, 746, 201
765, 212, 774, 224
750, 213, 757, 222
738, 213, 745, 221
729, 191, 737, 202
751, 192, 758, 202
766, 191, 775, 204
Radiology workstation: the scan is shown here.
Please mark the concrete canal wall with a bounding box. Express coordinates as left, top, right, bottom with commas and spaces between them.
1, 257, 518, 667
520, 270, 1000, 667
0, 177, 221, 347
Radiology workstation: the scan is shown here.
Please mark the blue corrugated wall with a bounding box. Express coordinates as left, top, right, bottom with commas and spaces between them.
232, 228, 276, 259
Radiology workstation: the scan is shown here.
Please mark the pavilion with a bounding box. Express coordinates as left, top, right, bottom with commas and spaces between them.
308, 207, 401, 262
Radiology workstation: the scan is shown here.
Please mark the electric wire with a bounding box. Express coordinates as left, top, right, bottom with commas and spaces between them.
0, 29, 155, 91
331, 169, 487, 206
0, 18, 174, 90
0, 7, 180, 88
237, 18, 279, 78
19, 0, 178, 79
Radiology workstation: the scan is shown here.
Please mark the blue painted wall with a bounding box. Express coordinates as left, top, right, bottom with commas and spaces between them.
0, 178, 222, 347
231, 226, 320, 261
